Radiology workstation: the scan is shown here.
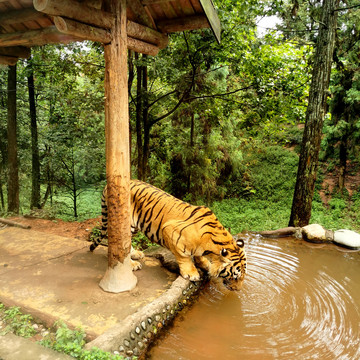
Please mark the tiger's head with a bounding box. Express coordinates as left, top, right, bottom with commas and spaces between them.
201, 227, 247, 291
217, 237, 247, 291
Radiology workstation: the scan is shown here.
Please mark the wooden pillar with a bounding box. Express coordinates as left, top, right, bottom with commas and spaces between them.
99, 0, 137, 292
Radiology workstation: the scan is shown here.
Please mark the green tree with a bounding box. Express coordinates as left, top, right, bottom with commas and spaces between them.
322, 2, 360, 191
27, 56, 41, 210
7, 64, 19, 214
289, 0, 340, 227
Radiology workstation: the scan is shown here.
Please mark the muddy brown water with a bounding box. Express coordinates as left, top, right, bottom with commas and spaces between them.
147, 235, 360, 360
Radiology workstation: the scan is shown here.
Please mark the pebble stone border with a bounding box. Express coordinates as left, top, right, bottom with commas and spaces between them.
85, 276, 203, 358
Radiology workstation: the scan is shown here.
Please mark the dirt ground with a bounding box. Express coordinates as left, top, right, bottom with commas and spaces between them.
320, 163, 360, 206
6, 216, 102, 242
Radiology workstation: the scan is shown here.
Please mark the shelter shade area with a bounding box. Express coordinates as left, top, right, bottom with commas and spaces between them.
0, 0, 220, 292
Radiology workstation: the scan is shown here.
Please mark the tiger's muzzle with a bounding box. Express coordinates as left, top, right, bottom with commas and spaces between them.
223, 274, 245, 291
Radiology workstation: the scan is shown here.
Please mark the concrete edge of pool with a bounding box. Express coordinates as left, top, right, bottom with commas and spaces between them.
0, 227, 203, 359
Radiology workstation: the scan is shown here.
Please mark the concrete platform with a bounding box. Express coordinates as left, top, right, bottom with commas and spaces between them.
0, 333, 73, 360
0, 226, 181, 357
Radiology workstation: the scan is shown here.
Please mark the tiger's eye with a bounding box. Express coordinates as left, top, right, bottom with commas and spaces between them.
221, 248, 228, 257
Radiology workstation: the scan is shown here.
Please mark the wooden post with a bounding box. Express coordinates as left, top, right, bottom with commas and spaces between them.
99, 0, 137, 293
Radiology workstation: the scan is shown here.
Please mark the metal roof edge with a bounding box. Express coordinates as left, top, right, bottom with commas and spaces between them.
199, 0, 221, 44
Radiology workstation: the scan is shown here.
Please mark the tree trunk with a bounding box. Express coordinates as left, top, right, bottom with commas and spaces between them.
28, 58, 41, 209
141, 60, 150, 179
187, 112, 195, 193
7, 64, 19, 214
289, 0, 340, 227
71, 161, 78, 218
135, 53, 144, 180
0, 177, 4, 211
338, 133, 347, 192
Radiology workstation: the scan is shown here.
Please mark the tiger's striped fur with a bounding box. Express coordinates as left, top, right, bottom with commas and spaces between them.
90, 180, 247, 290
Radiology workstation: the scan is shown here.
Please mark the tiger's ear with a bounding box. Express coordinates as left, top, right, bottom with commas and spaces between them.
237, 239, 245, 248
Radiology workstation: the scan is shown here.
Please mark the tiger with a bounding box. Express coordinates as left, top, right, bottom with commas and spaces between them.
90, 179, 247, 291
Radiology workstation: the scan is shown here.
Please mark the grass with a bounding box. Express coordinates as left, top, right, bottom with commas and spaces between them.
40, 321, 127, 360
5, 143, 359, 234
0, 304, 37, 338
0, 304, 128, 360
44, 143, 360, 234
211, 143, 360, 233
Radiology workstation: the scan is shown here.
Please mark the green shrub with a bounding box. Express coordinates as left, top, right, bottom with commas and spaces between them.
0, 306, 36, 338
41, 321, 126, 360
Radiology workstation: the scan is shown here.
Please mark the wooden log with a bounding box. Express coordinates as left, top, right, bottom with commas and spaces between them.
81, 0, 102, 9
54, 17, 160, 54
0, 217, 31, 229
127, 20, 168, 48
141, 0, 170, 4
127, 36, 159, 56
0, 27, 81, 47
0, 55, 18, 66
54, 16, 111, 43
99, 0, 137, 293
0, 46, 31, 59
157, 15, 210, 33
0, 8, 47, 26
34, 0, 114, 29
257, 227, 299, 238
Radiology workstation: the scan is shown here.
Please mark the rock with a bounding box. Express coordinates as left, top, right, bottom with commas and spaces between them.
301, 224, 333, 243
333, 229, 360, 250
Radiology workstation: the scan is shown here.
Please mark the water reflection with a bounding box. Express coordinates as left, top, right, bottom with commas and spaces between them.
148, 235, 360, 360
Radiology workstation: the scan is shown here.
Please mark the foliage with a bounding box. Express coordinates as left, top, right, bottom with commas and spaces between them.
0, 1, 359, 231
211, 143, 360, 233
40, 321, 126, 360
321, 1, 360, 165
0, 305, 36, 338
211, 142, 298, 232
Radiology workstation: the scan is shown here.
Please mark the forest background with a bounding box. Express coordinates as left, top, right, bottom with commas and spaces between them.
0, 0, 359, 234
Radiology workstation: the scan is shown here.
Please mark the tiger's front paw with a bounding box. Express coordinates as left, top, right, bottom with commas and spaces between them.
180, 269, 200, 282
131, 259, 142, 271
131, 249, 145, 260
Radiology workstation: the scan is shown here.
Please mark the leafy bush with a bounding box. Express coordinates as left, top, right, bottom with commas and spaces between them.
0, 306, 36, 338
41, 321, 126, 360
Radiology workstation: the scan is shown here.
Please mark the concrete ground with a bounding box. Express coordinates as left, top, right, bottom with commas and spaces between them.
0, 226, 178, 359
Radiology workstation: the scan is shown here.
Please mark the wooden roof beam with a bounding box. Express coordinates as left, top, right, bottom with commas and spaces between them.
0, 27, 81, 47
54, 17, 160, 56
141, 0, 170, 4
34, 0, 114, 29
157, 15, 210, 33
53, 16, 168, 48
0, 46, 31, 59
0, 55, 18, 66
127, 20, 168, 48
0, 8, 47, 26
54, 16, 111, 43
